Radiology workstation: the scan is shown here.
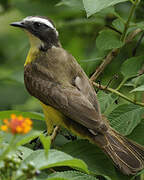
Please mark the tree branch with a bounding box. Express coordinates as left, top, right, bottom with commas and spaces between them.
90, 28, 142, 82
126, 28, 142, 44
90, 0, 141, 82
93, 82, 144, 107
51, 126, 60, 143
90, 49, 119, 81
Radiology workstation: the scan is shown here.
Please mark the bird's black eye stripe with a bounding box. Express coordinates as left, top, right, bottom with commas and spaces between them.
33, 22, 49, 29
33, 22, 41, 28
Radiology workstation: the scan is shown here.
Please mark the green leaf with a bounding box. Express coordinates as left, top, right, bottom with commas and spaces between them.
99, 6, 116, 16
17, 146, 33, 159
62, 140, 118, 180
121, 56, 144, 79
135, 22, 144, 30
128, 119, 144, 145
16, 131, 41, 146
96, 30, 124, 51
39, 134, 51, 157
21, 149, 88, 173
98, 91, 118, 115
133, 74, 144, 86
108, 104, 144, 136
0, 110, 44, 121
130, 85, 144, 93
112, 18, 125, 33
125, 74, 144, 88
83, 0, 128, 17
47, 171, 98, 180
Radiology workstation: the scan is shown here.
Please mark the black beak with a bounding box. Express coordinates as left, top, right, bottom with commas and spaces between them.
10, 21, 25, 28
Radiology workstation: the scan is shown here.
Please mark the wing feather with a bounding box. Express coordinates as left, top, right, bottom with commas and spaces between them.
24, 63, 103, 131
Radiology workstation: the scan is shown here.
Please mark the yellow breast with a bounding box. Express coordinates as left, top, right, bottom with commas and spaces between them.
40, 102, 66, 134
24, 47, 39, 66
24, 30, 43, 66
40, 102, 92, 142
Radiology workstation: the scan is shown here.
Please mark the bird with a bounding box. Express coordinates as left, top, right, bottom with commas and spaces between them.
10, 16, 144, 175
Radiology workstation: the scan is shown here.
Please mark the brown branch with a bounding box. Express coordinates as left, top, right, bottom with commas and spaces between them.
90, 49, 119, 81
51, 126, 60, 143
90, 28, 142, 82
126, 28, 142, 43
93, 82, 144, 107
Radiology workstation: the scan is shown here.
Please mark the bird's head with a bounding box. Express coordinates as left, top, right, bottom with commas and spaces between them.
10, 16, 59, 51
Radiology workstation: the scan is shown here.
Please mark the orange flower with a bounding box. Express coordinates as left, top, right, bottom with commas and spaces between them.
1, 114, 32, 134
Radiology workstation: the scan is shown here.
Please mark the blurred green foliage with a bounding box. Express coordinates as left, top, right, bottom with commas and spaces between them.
0, 0, 144, 179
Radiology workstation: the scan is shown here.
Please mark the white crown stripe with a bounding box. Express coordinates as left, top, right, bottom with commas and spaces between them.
24, 17, 55, 30
23, 17, 59, 36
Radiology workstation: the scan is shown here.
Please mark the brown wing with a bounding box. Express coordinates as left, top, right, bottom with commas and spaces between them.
74, 75, 102, 119
24, 62, 104, 132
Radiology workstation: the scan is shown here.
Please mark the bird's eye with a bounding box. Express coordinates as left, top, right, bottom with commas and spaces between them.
33, 22, 41, 28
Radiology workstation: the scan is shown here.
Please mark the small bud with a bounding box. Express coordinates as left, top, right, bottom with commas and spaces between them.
28, 162, 35, 170
22, 165, 28, 172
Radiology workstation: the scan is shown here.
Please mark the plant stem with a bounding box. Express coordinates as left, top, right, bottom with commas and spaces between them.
129, 0, 135, 4
116, 77, 128, 91
121, 0, 140, 42
93, 82, 144, 107
125, 28, 142, 43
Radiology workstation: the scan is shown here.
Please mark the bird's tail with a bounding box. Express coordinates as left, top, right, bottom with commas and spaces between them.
94, 129, 144, 175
